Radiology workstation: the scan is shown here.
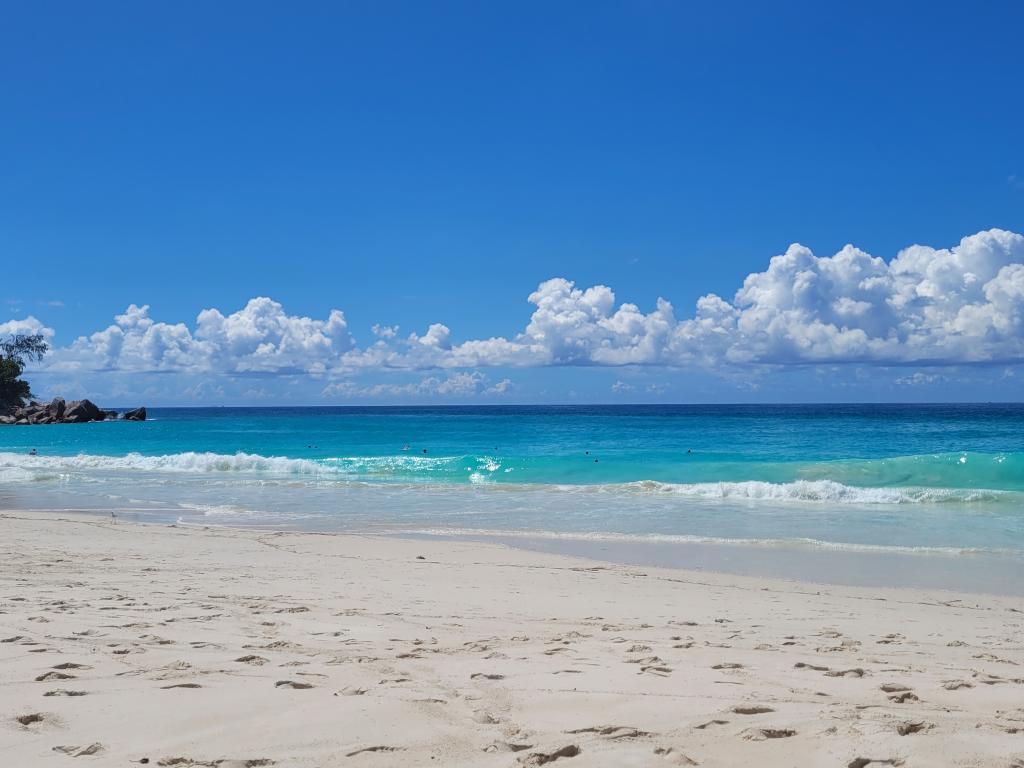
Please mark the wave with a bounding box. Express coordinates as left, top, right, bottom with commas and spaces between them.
0, 450, 465, 476
0, 450, 1017, 505
610, 479, 1007, 504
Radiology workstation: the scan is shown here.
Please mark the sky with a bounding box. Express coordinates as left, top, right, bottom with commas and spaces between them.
2, 1, 1023, 405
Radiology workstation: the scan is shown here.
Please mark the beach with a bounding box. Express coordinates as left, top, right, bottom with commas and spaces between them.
2, 511, 1023, 767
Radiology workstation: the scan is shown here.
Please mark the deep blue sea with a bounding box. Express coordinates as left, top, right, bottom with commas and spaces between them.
2, 404, 1024, 563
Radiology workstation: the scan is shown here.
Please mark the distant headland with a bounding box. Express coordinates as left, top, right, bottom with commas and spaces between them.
0, 397, 145, 425
1, 332, 145, 425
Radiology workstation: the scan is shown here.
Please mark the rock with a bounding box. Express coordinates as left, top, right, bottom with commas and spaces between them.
63, 399, 103, 423
49, 397, 66, 420
0, 397, 146, 426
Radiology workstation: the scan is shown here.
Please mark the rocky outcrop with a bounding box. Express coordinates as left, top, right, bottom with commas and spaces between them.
62, 399, 103, 423
0, 398, 147, 425
124, 407, 147, 421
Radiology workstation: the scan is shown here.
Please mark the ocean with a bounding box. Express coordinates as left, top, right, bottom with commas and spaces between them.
2, 404, 1023, 590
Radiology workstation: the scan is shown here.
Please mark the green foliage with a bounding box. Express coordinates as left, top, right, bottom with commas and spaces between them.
0, 333, 48, 410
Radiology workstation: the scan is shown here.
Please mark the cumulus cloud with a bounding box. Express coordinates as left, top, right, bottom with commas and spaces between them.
9, 229, 1024, 380
0, 315, 54, 340
426, 227, 1024, 369
48, 298, 353, 374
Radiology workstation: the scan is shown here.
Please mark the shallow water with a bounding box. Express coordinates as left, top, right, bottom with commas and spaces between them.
2, 405, 1023, 584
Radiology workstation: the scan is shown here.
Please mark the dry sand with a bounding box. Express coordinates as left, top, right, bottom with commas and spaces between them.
2, 510, 1023, 767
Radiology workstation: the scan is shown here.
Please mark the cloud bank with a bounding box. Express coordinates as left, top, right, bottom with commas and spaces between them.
12, 229, 1024, 381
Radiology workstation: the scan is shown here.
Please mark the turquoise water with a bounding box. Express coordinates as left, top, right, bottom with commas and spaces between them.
2, 405, 1023, 560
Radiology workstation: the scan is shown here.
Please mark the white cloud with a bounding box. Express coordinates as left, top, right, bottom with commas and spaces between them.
895, 372, 942, 386
9, 229, 1024, 380
611, 380, 634, 392
321, 371, 507, 399
486, 378, 513, 395
0, 315, 54, 340
436, 227, 1024, 369
47, 298, 353, 374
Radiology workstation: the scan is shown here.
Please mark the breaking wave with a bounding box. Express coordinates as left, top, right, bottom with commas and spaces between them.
0, 450, 1016, 506
611, 479, 1007, 504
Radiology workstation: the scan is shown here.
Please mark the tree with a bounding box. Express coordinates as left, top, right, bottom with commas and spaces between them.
0, 333, 49, 411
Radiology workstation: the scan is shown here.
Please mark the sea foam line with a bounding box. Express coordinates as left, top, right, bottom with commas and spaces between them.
0, 451, 1013, 504
390, 526, 1021, 557
0, 450, 462, 475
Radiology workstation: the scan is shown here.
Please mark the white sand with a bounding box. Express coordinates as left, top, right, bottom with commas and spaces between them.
2, 511, 1023, 767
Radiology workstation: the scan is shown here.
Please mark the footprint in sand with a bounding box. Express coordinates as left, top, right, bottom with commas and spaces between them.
275, 680, 313, 689
345, 746, 404, 757
156, 757, 275, 766
743, 728, 796, 740
942, 680, 974, 690
53, 743, 105, 757
653, 746, 698, 765
566, 725, 650, 739
889, 691, 919, 703
825, 668, 867, 678
36, 671, 75, 682
518, 745, 580, 765
732, 706, 775, 715
335, 687, 367, 696
44, 690, 88, 697
234, 655, 268, 666
483, 741, 533, 753
879, 684, 911, 693
640, 665, 673, 676
896, 721, 932, 736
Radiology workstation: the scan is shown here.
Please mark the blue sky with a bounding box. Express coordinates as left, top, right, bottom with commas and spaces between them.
2, 1, 1023, 404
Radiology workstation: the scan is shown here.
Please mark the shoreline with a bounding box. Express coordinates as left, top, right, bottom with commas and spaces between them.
6, 501, 1024, 597
414, 532, 1024, 598
2, 509, 1023, 766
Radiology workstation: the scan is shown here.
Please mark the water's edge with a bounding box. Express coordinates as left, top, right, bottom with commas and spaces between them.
7, 506, 1023, 598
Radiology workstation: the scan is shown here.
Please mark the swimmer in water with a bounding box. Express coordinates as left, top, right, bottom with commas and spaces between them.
29, 448, 38, 456
422, 448, 428, 454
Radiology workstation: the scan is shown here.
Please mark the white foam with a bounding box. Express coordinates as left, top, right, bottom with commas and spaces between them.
608, 479, 1004, 504
0, 451, 1009, 505
392, 526, 1016, 557
0, 450, 325, 476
